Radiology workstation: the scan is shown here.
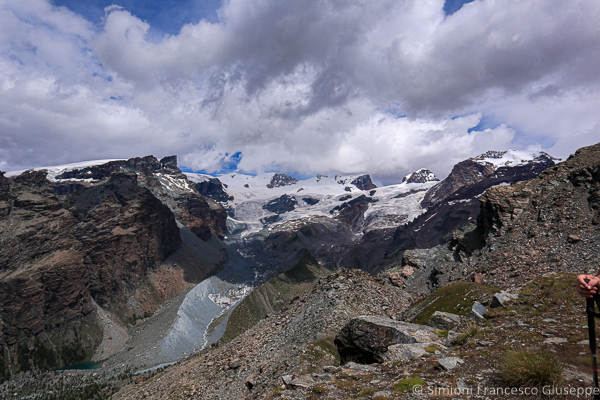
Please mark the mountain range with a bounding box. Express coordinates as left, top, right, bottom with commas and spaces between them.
0, 145, 577, 399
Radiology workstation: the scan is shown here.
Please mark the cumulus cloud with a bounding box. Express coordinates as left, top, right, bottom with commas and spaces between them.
1, 0, 600, 182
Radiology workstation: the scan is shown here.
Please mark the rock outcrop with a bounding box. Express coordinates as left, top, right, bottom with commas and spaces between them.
266, 173, 299, 188
263, 194, 298, 214
350, 175, 377, 191
466, 143, 600, 287
402, 169, 439, 184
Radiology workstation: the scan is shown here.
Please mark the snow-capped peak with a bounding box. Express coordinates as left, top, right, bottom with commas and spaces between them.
5, 159, 122, 181
402, 169, 439, 184
471, 150, 559, 169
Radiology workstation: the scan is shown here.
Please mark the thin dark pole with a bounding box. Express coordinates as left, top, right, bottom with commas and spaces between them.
587, 297, 600, 399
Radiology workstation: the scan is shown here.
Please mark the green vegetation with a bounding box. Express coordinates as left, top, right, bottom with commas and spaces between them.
433, 329, 449, 338
500, 349, 563, 387
454, 322, 479, 346
298, 335, 341, 374
404, 282, 500, 325
311, 385, 330, 394
356, 387, 378, 396
393, 376, 424, 391
218, 251, 334, 344
424, 345, 439, 353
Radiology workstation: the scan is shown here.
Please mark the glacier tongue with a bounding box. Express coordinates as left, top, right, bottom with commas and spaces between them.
151, 238, 257, 364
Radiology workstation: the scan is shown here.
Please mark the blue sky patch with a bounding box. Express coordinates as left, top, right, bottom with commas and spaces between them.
51, 0, 221, 35
443, 0, 475, 16
467, 114, 499, 133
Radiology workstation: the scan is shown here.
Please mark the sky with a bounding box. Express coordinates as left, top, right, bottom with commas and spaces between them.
1, 0, 599, 184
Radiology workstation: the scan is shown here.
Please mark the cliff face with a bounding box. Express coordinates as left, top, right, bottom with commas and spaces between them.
53, 155, 227, 240
0, 170, 180, 369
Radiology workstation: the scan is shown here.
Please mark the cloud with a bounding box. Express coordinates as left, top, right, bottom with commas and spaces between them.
1, 0, 600, 182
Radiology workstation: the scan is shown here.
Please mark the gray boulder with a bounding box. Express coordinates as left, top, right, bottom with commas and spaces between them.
468, 302, 488, 322
490, 291, 519, 308
382, 342, 447, 362
428, 311, 462, 330
437, 357, 464, 371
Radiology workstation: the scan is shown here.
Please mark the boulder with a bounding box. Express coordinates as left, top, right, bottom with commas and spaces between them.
334, 316, 439, 364
428, 311, 462, 330
490, 291, 518, 308
437, 357, 464, 371
468, 302, 487, 322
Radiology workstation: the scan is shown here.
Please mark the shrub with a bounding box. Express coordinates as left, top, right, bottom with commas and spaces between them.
500, 349, 563, 387
454, 322, 479, 346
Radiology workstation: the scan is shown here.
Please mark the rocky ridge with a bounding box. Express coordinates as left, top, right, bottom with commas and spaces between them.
51, 155, 227, 240
385, 142, 600, 294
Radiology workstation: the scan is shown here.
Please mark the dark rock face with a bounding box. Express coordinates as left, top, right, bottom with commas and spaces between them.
194, 177, 233, 204
331, 195, 377, 230
422, 154, 557, 209
263, 195, 298, 214
266, 173, 298, 188
421, 160, 496, 209
70, 173, 181, 306
350, 175, 377, 191
402, 169, 439, 184
302, 197, 319, 205
260, 215, 280, 225
0, 171, 180, 351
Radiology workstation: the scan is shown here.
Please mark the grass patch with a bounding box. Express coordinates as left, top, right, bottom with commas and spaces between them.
500, 349, 564, 387
356, 387, 378, 397
424, 345, 440, 353
393, 376, 425, 391
311, 385, 329, 394
454, 323, 479, 346
403, 282, 500, 325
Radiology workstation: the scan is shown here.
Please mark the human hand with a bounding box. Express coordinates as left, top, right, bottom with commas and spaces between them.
576, 274, 600, 298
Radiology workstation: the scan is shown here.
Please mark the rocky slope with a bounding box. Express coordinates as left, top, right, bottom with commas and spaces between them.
383, 141, 600, 295
115, 269, 415, 400
337, 151, 558, 274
